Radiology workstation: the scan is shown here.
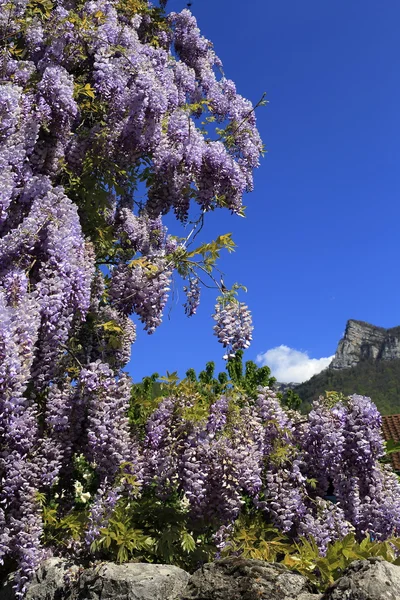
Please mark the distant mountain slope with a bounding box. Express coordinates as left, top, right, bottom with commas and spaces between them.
295, 358, 400, 415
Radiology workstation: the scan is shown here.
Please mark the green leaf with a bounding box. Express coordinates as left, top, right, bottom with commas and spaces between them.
384, 439, 400, 455
97, 320, 123, 333
159, 371, 180, 384
117, 545, 129, 563
180, 532, 196, 553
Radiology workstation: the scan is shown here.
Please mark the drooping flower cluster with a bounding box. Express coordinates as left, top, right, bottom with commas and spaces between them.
85, 483, 122, 548
0, 278, 48, 594
143, 393, 263, 527
2, 0, 399, 588
140, 389, 400, 555
78, 361, 139, 481
298, 499, 354, 555
109, 261, 173, 334
183, 276, 200, 316
301, 394, 400, 541
213, 299, 253, 358
302, 398, 346, 497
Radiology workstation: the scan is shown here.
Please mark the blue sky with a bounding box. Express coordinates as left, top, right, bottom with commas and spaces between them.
127, 0, 400, 384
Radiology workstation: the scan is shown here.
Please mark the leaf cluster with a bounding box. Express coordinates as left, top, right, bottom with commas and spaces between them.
223, 514, 400, 592
282, 534, 400, 591
129, 350, 276, 430
174, 233, 236, 279
88, 490, 213, 570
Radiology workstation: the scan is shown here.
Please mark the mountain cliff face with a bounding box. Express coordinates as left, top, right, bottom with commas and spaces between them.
277, 319, 400, 415
330, 319, 400, 370
272, 381, 299, 394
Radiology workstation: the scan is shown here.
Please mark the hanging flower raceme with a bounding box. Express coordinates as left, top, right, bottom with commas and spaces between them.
301, 398, 346, 496
0, 287, 43, 595
213, 298, 253, 359
78, 361, 139, 482
183, 276, 200, 316
300, 394, 400, 542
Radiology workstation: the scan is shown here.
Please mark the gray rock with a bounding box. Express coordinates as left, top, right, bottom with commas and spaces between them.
322, 556, 400, 600
329, 319, 400, 370
8, 555, 400, 600
273, 382, 300, 394
0, 558, 81, 600
181, 557, 317, 600
75, 562, 189, 600
0, 558, 189, 600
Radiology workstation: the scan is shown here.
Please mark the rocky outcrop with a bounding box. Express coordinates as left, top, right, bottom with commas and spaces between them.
322, 556, 400, 600
273, 381, 299, 394
4, 556, 400, 600
0, 558, 190, 600
329, 320, 400, 370
182, 557, 320, 600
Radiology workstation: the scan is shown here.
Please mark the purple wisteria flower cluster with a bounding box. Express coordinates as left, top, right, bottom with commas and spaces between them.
140, 388, 400, 553
301, 394, 400, 543
213, 299, 253, 358
0, 0, 263, 592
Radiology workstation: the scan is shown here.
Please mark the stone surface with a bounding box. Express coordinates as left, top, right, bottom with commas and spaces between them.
0, 558, 81, 600
322, 556, 400, 600
181, 557, 318, 600
75, 562, 189, 600
0, 558, 189, 600
330, 319, 400, 370
5, 556, 400, 600
273, 382, 300, 394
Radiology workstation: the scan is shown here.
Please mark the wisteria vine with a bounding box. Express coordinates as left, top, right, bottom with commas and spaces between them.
0, 0, 262, 593
142, 389, 400, 554
2, 1, 397, 597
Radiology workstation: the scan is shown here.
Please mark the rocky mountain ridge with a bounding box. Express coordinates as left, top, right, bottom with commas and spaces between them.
273, 319, 400, 414
273, 381, 299, 394
329, 319, 400, 370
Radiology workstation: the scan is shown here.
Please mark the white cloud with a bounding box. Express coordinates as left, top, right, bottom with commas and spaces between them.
256, 345, 334, 384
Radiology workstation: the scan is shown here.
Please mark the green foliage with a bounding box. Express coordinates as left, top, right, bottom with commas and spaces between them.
223, 514, 400, 592
221, 512, 292, 562
88, 490, 214, 570
173, 232, 236, 281
129, 350, 276, 429
383, 439, 400, 458
280, 388, 302, 411
39, 453, 98, 547
91, 506, 154, 564
129, 372, 161, 429
294, 358, 400, 415
282, 534, 400, 590
226, 350, 275, 399
40, 498, 88, 548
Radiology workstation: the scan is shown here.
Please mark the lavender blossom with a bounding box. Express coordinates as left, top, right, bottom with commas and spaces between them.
213, 299, 253, 359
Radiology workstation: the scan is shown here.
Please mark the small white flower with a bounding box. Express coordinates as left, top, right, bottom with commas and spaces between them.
80, 491, 91, 504
179, 494, 190, 511
74, 480, 83, 495
74, 480, 91, 503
